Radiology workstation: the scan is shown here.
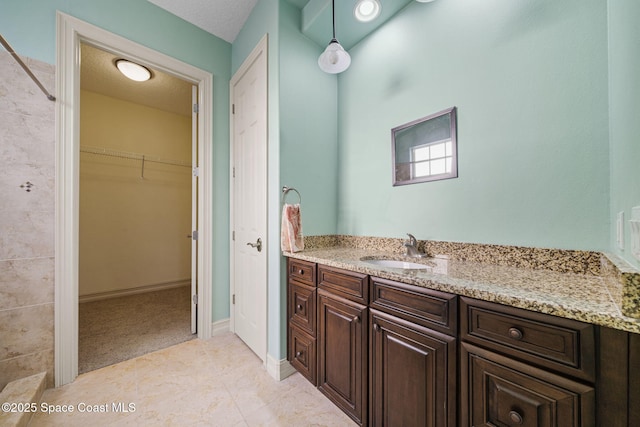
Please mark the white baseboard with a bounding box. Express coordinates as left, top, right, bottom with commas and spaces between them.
79, 279, 190, 303
266, 354, 296, 381
211, 318, 230, 336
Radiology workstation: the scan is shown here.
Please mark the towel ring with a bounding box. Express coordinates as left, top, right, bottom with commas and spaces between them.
282, 186, 301, 204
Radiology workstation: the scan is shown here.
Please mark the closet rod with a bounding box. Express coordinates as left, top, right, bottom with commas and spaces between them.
80, 146, 191, 168
0, 33, 56, 102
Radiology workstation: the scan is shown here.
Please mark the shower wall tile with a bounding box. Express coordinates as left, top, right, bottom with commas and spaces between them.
0, 163, 55, 212
0, 349, 54, 390
0, 210, 55, 259
0, 303, 54, 360
0, 258, 54, 311
0, 51, 56, 389
0, 52, 55, 118
0, 110, 55, 166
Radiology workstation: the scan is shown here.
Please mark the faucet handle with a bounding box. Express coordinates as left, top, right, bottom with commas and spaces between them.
406, 233, 417, 246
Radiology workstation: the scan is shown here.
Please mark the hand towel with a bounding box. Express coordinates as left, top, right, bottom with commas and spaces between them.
281, 203, 304, 252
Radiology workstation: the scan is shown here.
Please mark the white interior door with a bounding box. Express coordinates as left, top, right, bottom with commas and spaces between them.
191, 85, 198, 334
231, 37, 268, 361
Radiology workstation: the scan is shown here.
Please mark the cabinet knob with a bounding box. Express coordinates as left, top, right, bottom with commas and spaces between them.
508, 327, 523, 340
295, 351, 303, 358
298, 269, 304, 275
373, 323, 380, 332
296, 304, 303, 311
509, 410, 523, 424
353, 315, 361, 323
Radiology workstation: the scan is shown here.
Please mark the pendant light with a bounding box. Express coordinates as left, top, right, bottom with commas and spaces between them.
318, 0, 351, 74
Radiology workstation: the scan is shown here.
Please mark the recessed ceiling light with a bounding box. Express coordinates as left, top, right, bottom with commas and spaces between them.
115, 59, 152, 82
354, 0, 381, 23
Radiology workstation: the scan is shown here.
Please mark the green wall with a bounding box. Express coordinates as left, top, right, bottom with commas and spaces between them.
608, 0, 640, 268
279, 2, 339, 237
278, 0, 338, 356
337, 0, 610, 251
232, 0, 339, 359
1, 0, 232, 322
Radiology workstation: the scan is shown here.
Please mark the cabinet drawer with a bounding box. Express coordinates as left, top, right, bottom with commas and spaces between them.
288, 259, 316, 287
461, 343, 594, 427
289, 323, 317, 385
460, 297, 595, 382
318, 265, 368, 304
288, 282, 316, 335
370, 277, 457, 336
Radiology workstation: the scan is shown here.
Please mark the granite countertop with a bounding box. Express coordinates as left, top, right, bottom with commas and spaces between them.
284, 242, 640, 334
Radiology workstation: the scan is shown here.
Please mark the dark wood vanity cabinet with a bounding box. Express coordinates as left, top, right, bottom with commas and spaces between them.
369, 277, 458, 427
460, 297, 596, 427
461, 343, 594, 427
370, 310, 456, 427
317, 265, 369, 426
287, 259, 318, 385
287, 258, 639, 427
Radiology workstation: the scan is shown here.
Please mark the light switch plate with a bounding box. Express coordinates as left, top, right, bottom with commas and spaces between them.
617, 211, 625, 250
631, 207, 640, 261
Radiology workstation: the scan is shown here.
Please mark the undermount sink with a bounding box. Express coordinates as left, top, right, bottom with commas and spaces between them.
362, 258, 432, 270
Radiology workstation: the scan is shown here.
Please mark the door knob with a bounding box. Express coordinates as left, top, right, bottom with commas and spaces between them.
247, 237, 262, 252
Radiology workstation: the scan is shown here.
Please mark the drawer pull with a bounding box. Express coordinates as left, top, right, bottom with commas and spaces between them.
298, 269, 304, 275
508, 327, 523, 340
509, 410, 523, 424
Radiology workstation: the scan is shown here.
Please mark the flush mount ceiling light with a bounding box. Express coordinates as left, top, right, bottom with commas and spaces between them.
354, 0, 381, 22
318, 0, 351, 74
115, 59, 152, 82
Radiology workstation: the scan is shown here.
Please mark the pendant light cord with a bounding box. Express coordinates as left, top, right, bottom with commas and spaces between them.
331, 0, 336, 40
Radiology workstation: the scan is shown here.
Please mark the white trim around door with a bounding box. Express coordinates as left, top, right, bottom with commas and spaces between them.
55, 12, 214, 387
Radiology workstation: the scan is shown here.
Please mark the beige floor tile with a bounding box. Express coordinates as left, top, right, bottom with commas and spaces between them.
30, 333, 354, 426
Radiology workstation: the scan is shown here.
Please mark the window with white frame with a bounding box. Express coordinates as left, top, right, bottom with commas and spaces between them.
410, 139, 453, 179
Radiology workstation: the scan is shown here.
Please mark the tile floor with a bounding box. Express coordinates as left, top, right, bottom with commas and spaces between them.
29, 333, 355, 426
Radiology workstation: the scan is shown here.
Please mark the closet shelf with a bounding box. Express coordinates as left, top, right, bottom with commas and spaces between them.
80, 146, 192, 168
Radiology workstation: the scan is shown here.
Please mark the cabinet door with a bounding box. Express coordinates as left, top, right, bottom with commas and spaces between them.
318, 290, 367, 426
370, 309, 457, 427
461, 343, 594, 427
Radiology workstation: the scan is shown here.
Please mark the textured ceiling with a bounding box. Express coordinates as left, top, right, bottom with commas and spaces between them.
147, 0, 259, 43
80, 43, 193, 117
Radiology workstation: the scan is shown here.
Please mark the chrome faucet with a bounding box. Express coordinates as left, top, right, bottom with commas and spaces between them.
404, 233, 428, 258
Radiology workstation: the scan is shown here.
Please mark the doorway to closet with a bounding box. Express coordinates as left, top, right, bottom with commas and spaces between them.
56, 13, 214, 386
77, 42, 196, 373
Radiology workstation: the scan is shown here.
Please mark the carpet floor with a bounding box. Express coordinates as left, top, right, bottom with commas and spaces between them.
79, 285, 194, 374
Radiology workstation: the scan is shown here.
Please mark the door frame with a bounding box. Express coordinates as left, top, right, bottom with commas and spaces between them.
55, 12, 213, 386
229, 34, 268, 359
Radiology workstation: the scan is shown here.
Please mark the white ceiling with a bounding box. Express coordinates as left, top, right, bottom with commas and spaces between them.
147, 0, 259, 43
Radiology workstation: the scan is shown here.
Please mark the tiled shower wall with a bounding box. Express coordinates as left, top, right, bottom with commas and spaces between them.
0, 51, 55, 389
